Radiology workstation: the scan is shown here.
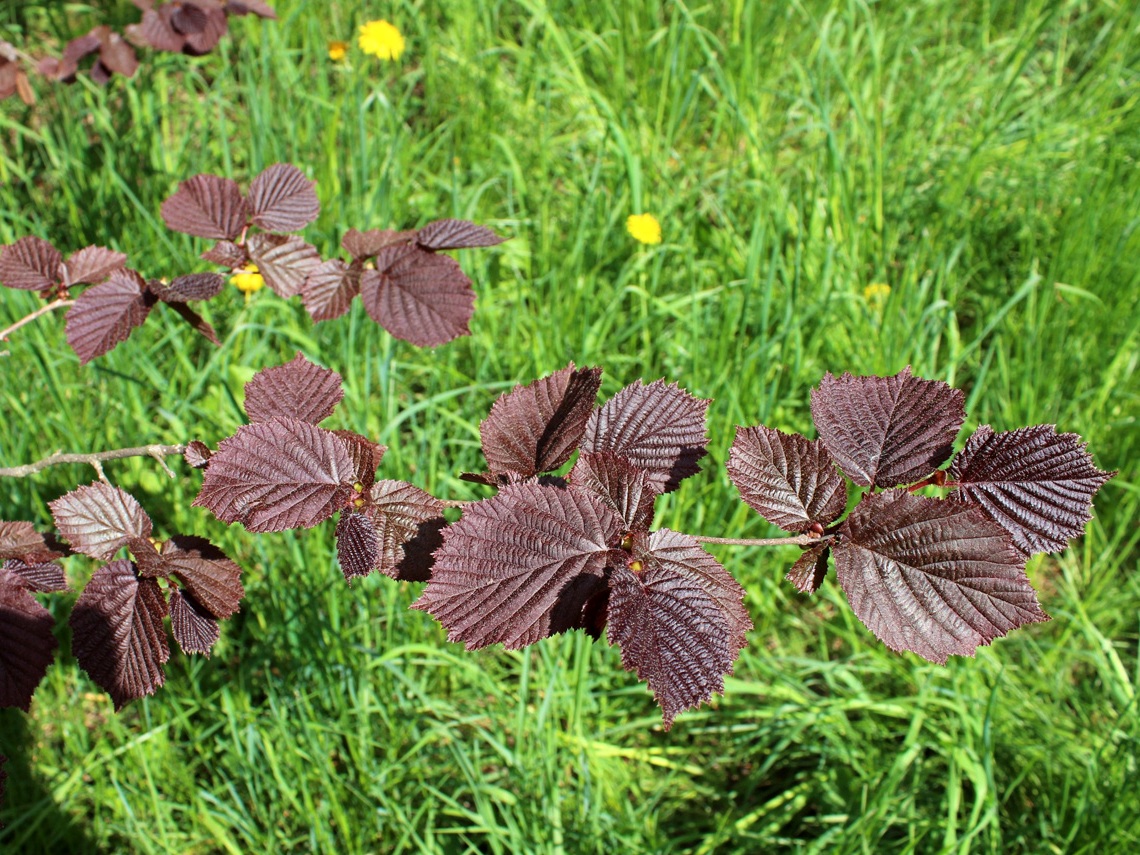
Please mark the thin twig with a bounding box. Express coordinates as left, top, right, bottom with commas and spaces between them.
0, 297, 74, 343
0, 444, 187, 479
691, 533, 824, 548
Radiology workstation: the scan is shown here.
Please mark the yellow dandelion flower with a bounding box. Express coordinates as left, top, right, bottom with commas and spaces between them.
328, 40, 349, 62
626, 213, 662, 245
863, 282, 891, 302
231, 264, 265, 296
358, 20, 405, 61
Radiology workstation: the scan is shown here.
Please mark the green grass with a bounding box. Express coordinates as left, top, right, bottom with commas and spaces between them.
2, 0, 1139, 851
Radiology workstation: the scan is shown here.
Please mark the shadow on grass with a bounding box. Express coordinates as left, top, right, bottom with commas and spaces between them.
0, 709, 100, 854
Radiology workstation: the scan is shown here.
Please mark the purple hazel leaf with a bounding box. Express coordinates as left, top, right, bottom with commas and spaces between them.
633, 529, 752, 651
582, 379, 710, 493
413, 483, 623, 648
335, 510, 379, 582
129, 536, 166, 578
161, 173, 249, 240
193, 416, 355, 532
359, 249, 475, 347
0, 236, 62, 290
333, 431, 385, 492
161, 536, 243, 620
0, 520, 62, 563
49, 481, 153, 560
569, 451, 659, 532
786, 541, 831, 594
243, 352, 344, 425
726, 426, 848, 533
833, 490, 1048, 663
416, 219, 506, 251
368, 480, 446, 582
182, 7, 228, 56
246, 233, 321, 299
63, 245, 127, 288
608, 530, 751, 729
0, 564, 58, 711
64, 269, 154, 364
69, 559, 169, 709
150, 272, 226, 302
810, 367, 965, 488
169, 588, 220, 656
126, 9, 185, 54
479, 363, 603, 479
3, 558, 68, 593
342, 228, 414, 260
184, 440, 212, 469
248, 163, 320, 233
201, 240, 248, 269
162, 301, 221, 346
948, 425, 1115, 555
302, 258, 361, 322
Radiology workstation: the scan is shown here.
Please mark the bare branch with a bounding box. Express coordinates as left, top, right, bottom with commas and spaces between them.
0, 445, 187, 479
0, 297, 74, 347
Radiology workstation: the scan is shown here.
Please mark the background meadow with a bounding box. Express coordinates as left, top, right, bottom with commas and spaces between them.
2, 1, 1138, 852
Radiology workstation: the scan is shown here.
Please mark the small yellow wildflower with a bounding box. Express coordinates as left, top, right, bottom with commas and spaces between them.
358, 20, 405, 61
328, 40, 349, 62
863, 282, 891, 302
626, 213, 662, 245
231, 264, 265, 297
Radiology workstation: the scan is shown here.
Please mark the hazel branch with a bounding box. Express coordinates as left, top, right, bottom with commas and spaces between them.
0, 297, 74, 347
0, 444, 187, 480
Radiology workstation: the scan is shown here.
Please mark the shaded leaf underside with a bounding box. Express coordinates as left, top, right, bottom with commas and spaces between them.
0, 566, 58, 711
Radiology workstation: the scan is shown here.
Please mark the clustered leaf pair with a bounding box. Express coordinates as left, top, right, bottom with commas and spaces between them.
2, 2, 275, 100
0, 236, 220, 363
1, 488, 242, 710
164, 164, 505, 347
726, 369, 1114, 663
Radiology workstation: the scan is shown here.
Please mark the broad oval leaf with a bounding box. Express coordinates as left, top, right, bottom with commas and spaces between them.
582, 379, 710, 493
248, 163, 320, 233
63, 245, 126, 287
246, 233, 321, 298
0, 520, 61, 563
69, 559, 170, 709
359, 249, 475, 347
0, 565, 58, 711
786, 541, 831, 594
608, 531, 750, 729
184, 440, 212, 469
342, 228, 414, 260
151, 272, 225, 302
570, 451, 658, 532
302, 258, 361, 321
479, 363, 603, 479
243, 352, 344, 425
3, 558, 68, 593
369, 480, 446, 582
416, 219, 506, 250
727, 426, 847, 533
64, 269, 154, 364
948, 424, 1114, 555
633, 529, 753, 651
193, 416, 355, 532
126, 10, 185, 53
161, 174, 249, 240
810, 368, 965, 488
169, 588, 220, 656
161, 536, 243, 620
49, 481, 153, 560
413, 483, 623, 649
201, 240, 248, 268
0, 236, 61, 290
182, 7, 228, 56
335, 510, 379, 583
833, 490, 1048, 663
